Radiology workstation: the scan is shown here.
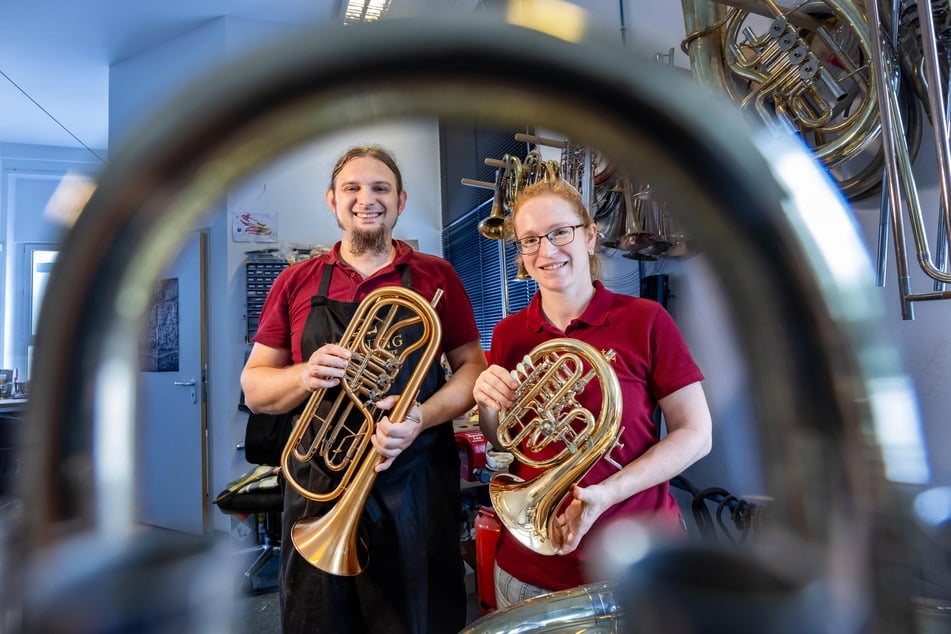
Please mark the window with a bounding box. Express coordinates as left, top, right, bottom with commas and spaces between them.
444, 200, 537, 353
19, 245, 58, 377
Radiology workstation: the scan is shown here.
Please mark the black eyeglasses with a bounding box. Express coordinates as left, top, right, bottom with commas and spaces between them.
513, 224, 586, 255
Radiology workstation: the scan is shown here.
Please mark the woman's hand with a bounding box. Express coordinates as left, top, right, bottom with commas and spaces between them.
473, 364, 519, 413
300, 343, 352, 392
553, 483, 611, 555
371, 395, 424, 472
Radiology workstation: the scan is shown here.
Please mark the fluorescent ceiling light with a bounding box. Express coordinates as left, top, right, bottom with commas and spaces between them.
344, 0, 393, 24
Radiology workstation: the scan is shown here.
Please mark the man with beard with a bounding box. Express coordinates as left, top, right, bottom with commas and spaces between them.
241, 145, 486, 633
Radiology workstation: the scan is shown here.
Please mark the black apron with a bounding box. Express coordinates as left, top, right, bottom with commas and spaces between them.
279, 263, 465, 634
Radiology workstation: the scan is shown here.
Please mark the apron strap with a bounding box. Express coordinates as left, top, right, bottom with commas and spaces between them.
317, 261, 335, 296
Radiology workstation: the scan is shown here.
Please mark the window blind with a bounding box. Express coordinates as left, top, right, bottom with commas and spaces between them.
444, 200, 537, 353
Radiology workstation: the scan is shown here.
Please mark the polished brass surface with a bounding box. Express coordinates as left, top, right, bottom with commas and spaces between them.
682, 0, 951, 315
280, 285, 443, 576
477, 158, 509, 240
490, 338, 622, 555
476, 149, 562, 240
681, 0, 885, 201
460, 581, 622, 634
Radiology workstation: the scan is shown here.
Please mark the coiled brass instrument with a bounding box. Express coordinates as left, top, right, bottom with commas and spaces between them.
490, 338, 623, 555
280, 285, 443, 576
681, 0, 890, 201
681, 0, 951, 316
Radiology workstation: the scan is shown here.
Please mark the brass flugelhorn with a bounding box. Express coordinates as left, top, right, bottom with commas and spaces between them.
477, 156, 510, 240
280, 285, 443, 575
474, 150, 563, 240
490, 338, 623, 555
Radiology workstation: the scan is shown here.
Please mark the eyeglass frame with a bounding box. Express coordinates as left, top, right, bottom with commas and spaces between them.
512, 224, 588, 255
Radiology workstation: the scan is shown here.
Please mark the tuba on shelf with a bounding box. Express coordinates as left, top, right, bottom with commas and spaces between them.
280, 285, 443, 576
490, 338, 623, 555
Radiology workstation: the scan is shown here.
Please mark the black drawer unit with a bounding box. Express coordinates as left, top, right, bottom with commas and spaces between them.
245, 252, 289, 343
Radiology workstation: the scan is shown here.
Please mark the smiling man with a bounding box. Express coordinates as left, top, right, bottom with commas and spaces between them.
330, 152, 407, 260
240, 145, 486, 634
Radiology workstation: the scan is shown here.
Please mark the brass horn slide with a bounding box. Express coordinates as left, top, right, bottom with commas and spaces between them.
865, 0, 951, 318
280, 285, 443, 576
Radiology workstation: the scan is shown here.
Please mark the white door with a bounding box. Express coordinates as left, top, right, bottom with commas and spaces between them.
136, 231, 208, 534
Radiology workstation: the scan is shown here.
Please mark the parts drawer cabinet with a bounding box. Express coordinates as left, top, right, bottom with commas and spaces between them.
245, 253, 289, 343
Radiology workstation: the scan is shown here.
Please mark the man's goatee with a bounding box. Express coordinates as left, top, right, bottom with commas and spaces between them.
351, 226, 389, 256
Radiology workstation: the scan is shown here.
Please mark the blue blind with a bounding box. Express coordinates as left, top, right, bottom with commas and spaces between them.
444, 200, 537, 353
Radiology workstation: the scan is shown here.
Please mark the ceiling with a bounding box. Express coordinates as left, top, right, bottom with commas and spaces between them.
0, 0, 343, 152
0, 0, 688, 154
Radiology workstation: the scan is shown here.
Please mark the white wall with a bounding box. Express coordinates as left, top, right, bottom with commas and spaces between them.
574, 0, 692, 66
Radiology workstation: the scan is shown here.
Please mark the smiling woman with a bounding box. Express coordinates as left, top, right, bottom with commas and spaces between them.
14, 8, 923, 634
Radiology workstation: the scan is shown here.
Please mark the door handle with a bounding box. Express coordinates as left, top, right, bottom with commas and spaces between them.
174, 378, 198, 404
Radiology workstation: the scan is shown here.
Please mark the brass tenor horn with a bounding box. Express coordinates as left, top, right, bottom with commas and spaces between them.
491, 338, 622, 555
280, 285, 443, 576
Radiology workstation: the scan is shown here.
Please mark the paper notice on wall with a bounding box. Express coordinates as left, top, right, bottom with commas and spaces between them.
232, 212, 277, 242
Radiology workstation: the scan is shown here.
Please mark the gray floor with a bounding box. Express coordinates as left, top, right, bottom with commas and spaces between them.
235, 590, 483, 633
235, 591, 280, 634
231, 546, 484, 633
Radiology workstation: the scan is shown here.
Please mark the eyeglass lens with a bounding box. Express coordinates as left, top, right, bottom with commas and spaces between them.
516, 225, 581, 254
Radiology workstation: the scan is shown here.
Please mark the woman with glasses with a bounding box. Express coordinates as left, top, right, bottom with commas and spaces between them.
472, 178, 713, 609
